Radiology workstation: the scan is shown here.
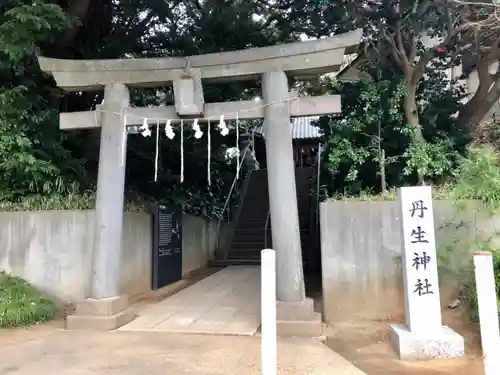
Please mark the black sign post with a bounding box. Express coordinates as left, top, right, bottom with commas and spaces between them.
151, 202, 183, 290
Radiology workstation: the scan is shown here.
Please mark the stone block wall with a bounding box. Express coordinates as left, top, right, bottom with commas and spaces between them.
319, 200, 490, 323
0, 210, 219, 302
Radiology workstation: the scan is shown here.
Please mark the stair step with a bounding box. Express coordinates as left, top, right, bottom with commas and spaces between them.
240, 203, 268, 208
240, 203, 268, 209
227, 248, 262, 255
230, 167, 314, 255
234, 228, 309, 234
233, 236, 270, 243
233, 236, 271, 241
232, 234, 308, 242
208, 259, 261, 267
233, 235, 307, 243
236, 222, 269, 229
232, 245, 271, 251
234, 229, 271, 235
239, 212, 268, 217
234, 229, 308, 236
232, 241, 270, 250
239, 212, 269, 218
237, 225, 268, 229
227, 252, 261, 260
235, 228, 272, 232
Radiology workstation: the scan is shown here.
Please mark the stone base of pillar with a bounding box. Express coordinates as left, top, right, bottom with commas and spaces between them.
66, 296, 136, 330
276, 298, 322, 337
390, 323, 464, 361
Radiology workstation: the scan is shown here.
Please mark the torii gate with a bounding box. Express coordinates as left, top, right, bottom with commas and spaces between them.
38, 29, 362, 333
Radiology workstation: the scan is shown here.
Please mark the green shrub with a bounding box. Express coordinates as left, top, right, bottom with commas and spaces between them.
0, 191, 147, 212
449, 143, 500, 214
444, 144, 500, 319
326, 185, 451, 201
0, 272, 57, 328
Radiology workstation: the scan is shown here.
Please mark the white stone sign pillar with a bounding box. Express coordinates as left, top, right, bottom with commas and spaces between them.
390, 186, 464, 361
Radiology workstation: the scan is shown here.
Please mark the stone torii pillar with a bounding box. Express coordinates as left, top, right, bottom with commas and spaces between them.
263, 71, 304, 302
37, 28, 361, 333
263, 71, 320, 335
91, 83, 129, 299
66, 83, 136, 330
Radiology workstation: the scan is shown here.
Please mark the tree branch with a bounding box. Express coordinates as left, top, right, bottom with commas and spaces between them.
394, 21, 411, 68
445, 5, 455, 37
58, 0, 93, 48
418, 0, 435, 18
413, 50, 434, 85
382, 28, 404, 67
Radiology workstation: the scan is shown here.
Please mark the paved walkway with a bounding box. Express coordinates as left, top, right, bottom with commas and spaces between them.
120, 266, 261, 335
0, 330, 367, 375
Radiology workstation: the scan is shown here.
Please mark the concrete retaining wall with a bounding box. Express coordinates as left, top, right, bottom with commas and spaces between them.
319, 200, 492, 323
0, 210, 219, 302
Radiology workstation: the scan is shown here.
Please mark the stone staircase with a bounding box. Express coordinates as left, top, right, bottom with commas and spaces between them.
213, 168, 314, 266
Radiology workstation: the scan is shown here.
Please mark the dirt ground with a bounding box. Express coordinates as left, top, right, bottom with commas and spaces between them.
0, 308, 484, 375
325, 308, 484, 375
0, 268, 488, 375
0, 329, 366, 375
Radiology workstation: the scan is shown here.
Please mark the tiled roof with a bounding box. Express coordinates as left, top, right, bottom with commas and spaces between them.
252, 116, 321, 139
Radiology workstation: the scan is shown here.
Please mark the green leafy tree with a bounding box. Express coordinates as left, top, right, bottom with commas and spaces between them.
317, 65, 468, 195
0, 2, 84, 199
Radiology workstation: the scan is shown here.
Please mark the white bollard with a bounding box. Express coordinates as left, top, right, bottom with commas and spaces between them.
473, 251, 500, 375
261, 248, 277, 375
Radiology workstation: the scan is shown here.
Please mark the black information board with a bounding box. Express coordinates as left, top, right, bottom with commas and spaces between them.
151, 202, 182, 290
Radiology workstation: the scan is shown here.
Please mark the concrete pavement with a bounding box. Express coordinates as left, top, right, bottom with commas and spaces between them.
120, 266, 261, 335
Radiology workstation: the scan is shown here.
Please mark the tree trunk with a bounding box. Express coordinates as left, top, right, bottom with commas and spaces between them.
379, 148, 387, 193
57, 0, 93, 48
459, 104, 496, 136
403, 82, 425, 184
403, 85, 420, 127
459, 78, 500, 137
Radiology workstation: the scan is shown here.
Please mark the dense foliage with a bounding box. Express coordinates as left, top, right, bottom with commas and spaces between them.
0, 3, 77, 199
0, 0, 281, 218
1, 0, 500, 217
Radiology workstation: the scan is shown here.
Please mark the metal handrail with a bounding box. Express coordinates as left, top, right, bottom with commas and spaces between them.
316, 145, 322, 205
215, 142, 253, 252
312, 144, 322, 271
264, 207, 270, 248
219, 143, 251, 218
